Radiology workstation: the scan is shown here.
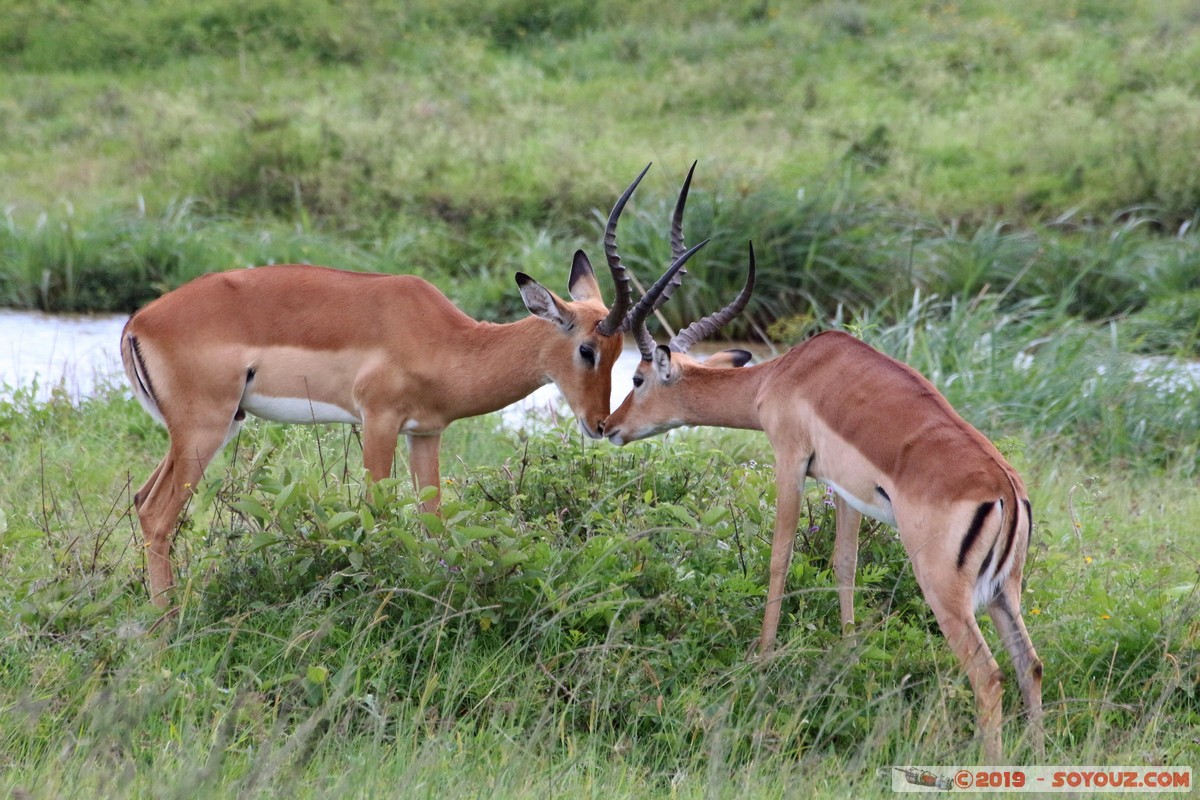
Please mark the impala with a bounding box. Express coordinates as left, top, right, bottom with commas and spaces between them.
602, 245, 1044, 761
122, 163, 707, 607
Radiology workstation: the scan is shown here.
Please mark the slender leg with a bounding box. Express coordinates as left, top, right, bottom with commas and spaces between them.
360, 410, 402, 481
407, 432, 443, 513
988, 577, 1044, 757
916, 566, 1006, 763
759, 456, 804, 654
832, 494, 863, 632
134, 457, 172, 605
134, 459, 165, 511
137, 427, 232, 607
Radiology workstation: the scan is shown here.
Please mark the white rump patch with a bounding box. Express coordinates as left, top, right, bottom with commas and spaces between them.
972, 499, 1018, 610
241, 394, 361, 424
133, 389, 167, 428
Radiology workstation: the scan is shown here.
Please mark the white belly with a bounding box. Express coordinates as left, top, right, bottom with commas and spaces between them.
824, 479, 897, 526
241, 393, 361, 424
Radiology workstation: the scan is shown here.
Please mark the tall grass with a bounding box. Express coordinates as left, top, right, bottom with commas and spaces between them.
850, 293, 1200, 475
5, 183, 1200, 357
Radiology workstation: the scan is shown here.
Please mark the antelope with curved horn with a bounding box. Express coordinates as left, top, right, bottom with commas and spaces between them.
603, 244, 1043, 761
122, 163, 706, 607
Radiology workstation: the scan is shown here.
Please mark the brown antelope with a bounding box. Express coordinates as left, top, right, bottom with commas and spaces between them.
602, 245, 1043, 761
122, 164, 707, 607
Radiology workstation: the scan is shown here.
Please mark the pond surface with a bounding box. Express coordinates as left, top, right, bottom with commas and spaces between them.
0, 310, 774, 422
0, 310, 129, 401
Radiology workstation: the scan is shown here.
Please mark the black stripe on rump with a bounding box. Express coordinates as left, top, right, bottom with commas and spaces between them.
977, 542, 995, 578
956, 501, 995, 570
130, 335, 158, 405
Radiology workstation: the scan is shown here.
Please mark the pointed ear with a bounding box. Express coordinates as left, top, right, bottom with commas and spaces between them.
517, 272, 573, 330
567, 250, 602, 303
652, 345, 677, 383
705, 349, 753, 369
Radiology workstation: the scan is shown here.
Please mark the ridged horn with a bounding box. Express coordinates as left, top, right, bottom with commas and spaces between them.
628, 238, 710, 360
668, 241, 756, 354
653, 159, 698, 314
596, 163, 651, 336
619, 161, 698, 337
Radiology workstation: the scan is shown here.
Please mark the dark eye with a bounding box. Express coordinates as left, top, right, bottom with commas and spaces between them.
632, 375, 644, 388
579, 344, 596, 365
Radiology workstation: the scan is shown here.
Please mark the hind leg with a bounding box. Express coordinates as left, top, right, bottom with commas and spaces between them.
905, 536, 1006, 762
832, 495, 863, 631
988, 577, 1044, 757
137, 416, 242, 607
407, 432, 443, 513
925, 582, 1005, 761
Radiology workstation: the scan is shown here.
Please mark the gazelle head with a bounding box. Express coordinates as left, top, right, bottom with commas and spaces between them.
603, 242, 756, 445
514, 163, 707, 439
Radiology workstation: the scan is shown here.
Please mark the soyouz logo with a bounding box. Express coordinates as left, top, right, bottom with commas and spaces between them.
891, 766, 1192, 793
894, 767, 954, 790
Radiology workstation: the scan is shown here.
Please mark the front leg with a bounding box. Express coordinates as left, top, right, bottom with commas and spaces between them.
407, 432, 443, 513
759, 455, 805, 654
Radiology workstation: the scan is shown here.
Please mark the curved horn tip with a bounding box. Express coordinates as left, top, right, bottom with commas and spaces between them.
741, 241, 756, 289
651, 237, 709, 297
671, 162, 698, 252
681, 160, 697, 190
600, 165, 654, 333
605, 163, 653, 234
621, 236, 709, 343
622, 162, 653, 200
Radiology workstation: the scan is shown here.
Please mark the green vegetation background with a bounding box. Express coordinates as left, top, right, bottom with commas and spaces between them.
1, 1, 1198, 798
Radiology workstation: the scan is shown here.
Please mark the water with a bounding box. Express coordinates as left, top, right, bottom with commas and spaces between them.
0, 310, 129, 401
